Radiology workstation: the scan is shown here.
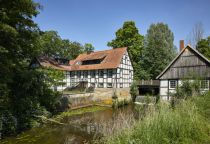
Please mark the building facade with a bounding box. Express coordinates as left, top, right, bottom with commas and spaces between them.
157, 45, 210, 100
36, 47, 133, 91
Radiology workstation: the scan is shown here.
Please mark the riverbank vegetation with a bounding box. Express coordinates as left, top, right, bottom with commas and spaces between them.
54, 106, 108, 121
1, 0, 210, 140
100, 93, 210, 144
0, 0, 94, 138
98, 79, 210, 144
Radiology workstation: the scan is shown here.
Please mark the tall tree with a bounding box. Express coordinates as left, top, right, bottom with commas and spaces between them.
68, 41, 84, 59
107, 21, 144, 79
38, 31, 85, 59
186, 22, 204, 48
196, 36, 210, 60
84, 43, 95, 53
38, 31, 63, 58
141, 23, 176, 79
0, 0, 62, 137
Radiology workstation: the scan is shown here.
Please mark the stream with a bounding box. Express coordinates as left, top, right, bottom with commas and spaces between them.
1, 105, 143, 144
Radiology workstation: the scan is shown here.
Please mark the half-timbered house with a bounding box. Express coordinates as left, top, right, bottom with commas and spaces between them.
34, 47, 133, 91
156, 44, 210, 100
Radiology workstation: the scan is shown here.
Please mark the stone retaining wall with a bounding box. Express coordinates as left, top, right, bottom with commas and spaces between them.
63, 88, 131, 108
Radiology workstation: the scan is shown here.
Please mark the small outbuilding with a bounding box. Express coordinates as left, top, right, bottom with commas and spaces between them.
156, 43, 210, 100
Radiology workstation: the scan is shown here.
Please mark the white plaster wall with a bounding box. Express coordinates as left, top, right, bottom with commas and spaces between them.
160, 87, 168, 96
160, 80, 168, 87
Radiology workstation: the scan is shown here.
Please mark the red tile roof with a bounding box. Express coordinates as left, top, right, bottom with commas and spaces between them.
37, 57, 71, 71
38, 47, 127, 71
70, 47, 127, 71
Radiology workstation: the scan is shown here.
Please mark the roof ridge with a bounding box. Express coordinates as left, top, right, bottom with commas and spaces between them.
86, 47, 127, 54
156, 45, 210, 79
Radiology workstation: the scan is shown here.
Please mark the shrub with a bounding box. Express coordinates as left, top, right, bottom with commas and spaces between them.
170, 79, 201, 107
130, 82, 138, 102
103, 99, 210, 144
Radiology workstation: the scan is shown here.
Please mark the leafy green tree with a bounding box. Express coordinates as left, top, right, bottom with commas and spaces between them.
0, 0, 62, 137
130, 82, 138, 102
141, 23, 176, 79
38, 31, 63, 58
196, 36, 210, 60
69, 41, 84, 59
107, 21, 144, 80
38, 31, 85, 59
84, 43, 95, 53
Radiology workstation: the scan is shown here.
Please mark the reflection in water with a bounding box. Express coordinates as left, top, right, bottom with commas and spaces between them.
2, 105, 142, 144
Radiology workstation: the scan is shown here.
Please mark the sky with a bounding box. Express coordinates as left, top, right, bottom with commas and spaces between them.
34, 0, 210, 51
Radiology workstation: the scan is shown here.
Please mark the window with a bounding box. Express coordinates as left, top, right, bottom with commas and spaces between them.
120, 83, 123, 88
98, 83, 104, 88
99, 70, 104, 78
107, 69, 113, 78
84, 71, 88, 78
107, 83, 113, 88
169, 80, 177, 89
70, 71, 75, 78
201, 80, 209, 89
90, 70, 95, 78
77, 71, 81, 78
90, 83, 95, 87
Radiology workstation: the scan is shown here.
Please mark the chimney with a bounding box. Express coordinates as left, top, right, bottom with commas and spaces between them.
179, 40, 184, 51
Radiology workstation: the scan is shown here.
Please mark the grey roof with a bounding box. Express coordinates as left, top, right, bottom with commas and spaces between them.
156, 45, 210, 79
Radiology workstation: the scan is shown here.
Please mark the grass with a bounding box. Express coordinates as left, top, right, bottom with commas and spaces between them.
99, 92, 210, 144
54, 106, 109, 121
62, 90, 86, 94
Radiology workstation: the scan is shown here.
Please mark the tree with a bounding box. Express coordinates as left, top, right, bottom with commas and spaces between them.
196, 36, 210, 60
38, 31, 63, 58
0, 0, 62, 137
84, 43, 95, 53
130, 82, 138, 102
38, 31, 85, 60
68, 41, 84, 59
107, 21, 144, 79
186, 22, 204, 48
141, 23, 176, 79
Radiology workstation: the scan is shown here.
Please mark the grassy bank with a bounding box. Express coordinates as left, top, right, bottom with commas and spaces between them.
100, 92, 210, 144
54, 106, 109, 121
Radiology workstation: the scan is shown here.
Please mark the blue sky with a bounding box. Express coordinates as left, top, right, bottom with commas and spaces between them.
34, 0, 210, 51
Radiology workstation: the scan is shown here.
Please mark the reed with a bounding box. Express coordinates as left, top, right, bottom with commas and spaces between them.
100, 93, 210, 144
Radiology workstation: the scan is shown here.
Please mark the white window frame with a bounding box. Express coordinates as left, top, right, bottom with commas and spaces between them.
107, 83, 113, 88
169, 80, 177, 89
84, 70, 88, 78
99, 70, 104, 78
90, 70, 95, 78
200, 80, 209, 90
98, 83, 104, 88
107, 69, 113, 78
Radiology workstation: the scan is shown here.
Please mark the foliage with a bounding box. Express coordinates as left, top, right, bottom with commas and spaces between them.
37, 31, 64, 58
130, 82, 138, 102
39, 68, 65, 87
38, 31, 85, 59
107, 21, 144, 79
174, 80, 200, 99
141, 23, 176, 79
84, 43, 95, 53
103, 96, 210, 144
0, 0, 63, 137
112, 99, 129, 109
54, 106, 108, 121
193, 91, 210, 122
196, 36, 210, 60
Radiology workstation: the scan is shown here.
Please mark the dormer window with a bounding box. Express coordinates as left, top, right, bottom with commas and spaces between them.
82, 59, 101, 65
76, 61, 82, 65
